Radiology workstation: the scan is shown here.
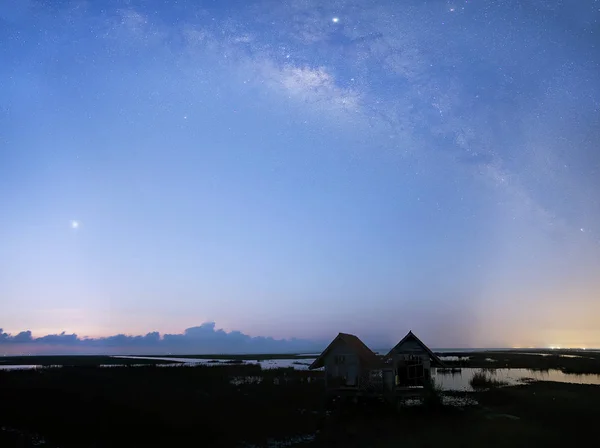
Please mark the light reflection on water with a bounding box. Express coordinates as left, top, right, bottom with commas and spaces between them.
434, 367, 600, 391
508, 352, 586, 359
438, 356, 470, 362
113, 355, 216, 364
0, 365, 42, 370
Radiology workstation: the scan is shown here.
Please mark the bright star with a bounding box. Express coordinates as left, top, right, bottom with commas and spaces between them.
332, 17, 339, 23
71, 220, 80, 229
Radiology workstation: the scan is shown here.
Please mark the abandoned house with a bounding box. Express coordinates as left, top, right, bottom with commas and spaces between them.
384, 330, 445, 390
309, 330, 445, 399
308, 332, 381, 390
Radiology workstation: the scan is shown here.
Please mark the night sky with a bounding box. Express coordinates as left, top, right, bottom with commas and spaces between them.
1, 0, 599, 353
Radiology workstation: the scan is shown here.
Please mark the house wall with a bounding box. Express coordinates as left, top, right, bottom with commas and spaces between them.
391, 339, 431, 369
390, 339, 434, 388
323, 339, 361, 387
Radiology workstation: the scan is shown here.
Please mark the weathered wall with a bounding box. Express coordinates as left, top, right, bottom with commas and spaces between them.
391, 339, 431, 369
324, 339, 360, 386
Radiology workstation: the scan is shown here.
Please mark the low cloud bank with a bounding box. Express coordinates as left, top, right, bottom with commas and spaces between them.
0, 323, 326, 355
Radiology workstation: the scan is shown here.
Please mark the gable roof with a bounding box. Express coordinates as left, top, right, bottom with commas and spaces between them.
385, 331, 445, 367
308, 332, 380, 370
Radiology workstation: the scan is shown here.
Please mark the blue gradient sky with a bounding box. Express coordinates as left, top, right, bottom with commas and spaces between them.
1, 0, 599, 352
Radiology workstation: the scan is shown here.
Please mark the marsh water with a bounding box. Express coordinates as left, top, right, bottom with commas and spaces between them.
433, 367, 600, 391
0, 365, 41, 371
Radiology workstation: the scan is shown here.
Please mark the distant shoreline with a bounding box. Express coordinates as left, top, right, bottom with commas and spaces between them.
2, 347, 599, 358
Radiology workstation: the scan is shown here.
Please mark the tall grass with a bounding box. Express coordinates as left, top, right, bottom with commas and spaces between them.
422, 377, 444, 409
470, 370, 507, 390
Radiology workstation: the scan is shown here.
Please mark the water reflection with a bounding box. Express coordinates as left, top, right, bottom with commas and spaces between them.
113, 355, 216, 364
434, 367, 600, 391
510, 352, 587, 359
438, 356, 470, 362
0, 365, 42, 370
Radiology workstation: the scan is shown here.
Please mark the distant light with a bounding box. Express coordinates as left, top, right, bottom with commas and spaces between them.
580, 228, 585, 232
450, 8, 455, 12
332, 17, 339, 23
71, 220, 80, 229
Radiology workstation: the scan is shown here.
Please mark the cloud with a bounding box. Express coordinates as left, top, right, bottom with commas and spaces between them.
0, 323, 325, 355
12, 331, 33, 343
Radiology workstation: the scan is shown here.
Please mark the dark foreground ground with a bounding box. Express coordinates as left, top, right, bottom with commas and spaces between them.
1, 364, 599, 448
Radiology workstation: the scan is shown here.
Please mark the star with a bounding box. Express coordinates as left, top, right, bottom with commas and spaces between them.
332, 17, 339, 23
71, 220, 80, 229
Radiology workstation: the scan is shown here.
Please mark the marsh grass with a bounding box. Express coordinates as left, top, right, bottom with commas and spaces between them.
0, 355, 177, 366
421, 377, 445, 409
470, 370, 508, 390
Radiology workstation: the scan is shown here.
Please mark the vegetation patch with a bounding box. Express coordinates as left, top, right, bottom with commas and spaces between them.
0, 355, 178, 367
470, 371, 508, 390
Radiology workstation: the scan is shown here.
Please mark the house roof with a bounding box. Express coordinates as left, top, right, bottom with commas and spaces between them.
385, 331, 445, 367
308, 332, 380, 370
